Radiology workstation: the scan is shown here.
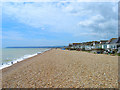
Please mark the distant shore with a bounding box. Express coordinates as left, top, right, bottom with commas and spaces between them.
2, 49, 118, 88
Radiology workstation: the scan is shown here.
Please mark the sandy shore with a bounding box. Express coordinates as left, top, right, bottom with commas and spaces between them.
2, 49, 118, 88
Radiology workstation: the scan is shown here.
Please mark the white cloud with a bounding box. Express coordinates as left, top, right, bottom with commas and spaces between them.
3, 31, 24, 40
2, 2, 118, 39
78, 15, 104, 27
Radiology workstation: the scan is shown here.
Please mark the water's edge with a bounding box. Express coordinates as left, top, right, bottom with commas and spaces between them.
1, 48, 51, 70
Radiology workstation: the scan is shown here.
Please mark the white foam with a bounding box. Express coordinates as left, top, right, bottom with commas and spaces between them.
0, 49, 51, 70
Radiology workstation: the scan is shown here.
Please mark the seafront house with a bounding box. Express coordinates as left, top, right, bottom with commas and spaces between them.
100, 40, 108, 50
80, 42, 86, 50
117, 37, 120, 47
68, 43, 72, 48
92, 41, 100, 49
91, 41, 104, 54
107, 38, 119, 50
68, 43, 81, 50
84, 42, 93, 50
67, 37, 120, 54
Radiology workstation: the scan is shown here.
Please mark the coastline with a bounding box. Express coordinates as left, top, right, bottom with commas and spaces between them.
1, 48, 51, 70
2, 49, 118, 88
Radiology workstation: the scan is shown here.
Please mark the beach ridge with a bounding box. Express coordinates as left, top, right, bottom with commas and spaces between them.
2, 49, 118, 88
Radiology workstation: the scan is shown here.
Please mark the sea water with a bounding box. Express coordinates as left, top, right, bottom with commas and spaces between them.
0, 48, 50, 69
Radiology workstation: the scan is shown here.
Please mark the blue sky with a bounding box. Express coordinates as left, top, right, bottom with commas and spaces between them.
2, 2, 118, 47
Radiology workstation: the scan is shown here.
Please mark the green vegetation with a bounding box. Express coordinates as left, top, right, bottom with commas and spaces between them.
117, 53, 120, 56
82, 48, 85, 51
87, 51, 91, 53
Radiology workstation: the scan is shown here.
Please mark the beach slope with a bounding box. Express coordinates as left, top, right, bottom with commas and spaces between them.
2, 49, 118, 88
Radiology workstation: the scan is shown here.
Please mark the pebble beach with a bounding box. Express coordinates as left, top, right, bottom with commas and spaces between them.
2, 49, 118, 88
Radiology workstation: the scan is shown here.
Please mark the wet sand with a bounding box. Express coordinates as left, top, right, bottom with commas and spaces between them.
2, 49, 118, 88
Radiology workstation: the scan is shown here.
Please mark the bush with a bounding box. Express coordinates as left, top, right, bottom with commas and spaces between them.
82, 48, 85, 51
87, 51, 90, 53
118, 53, 120, 56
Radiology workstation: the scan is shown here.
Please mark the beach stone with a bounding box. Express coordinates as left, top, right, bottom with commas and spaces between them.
2, 49, 118, 88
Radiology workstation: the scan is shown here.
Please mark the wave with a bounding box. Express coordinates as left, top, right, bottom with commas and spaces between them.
0, 48, 51, 70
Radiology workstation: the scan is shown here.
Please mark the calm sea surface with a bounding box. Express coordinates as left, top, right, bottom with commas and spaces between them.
1, 48, 50, 69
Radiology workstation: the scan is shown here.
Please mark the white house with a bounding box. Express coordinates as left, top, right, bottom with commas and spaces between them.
84, 42, 93, 50
92, 41, 100, 49
69, 43, 82, 49
107, 38, 120, 50
100, 40, 108, 50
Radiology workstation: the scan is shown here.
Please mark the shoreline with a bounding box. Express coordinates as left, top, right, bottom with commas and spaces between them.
2, 49, 53, 77
1, 48, 52, 70
2, 49, 118, 88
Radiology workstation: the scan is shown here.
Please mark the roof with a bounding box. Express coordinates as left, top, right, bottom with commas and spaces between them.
72, 43, 82, 45
85, 42, 93, 45
100, 40, 108, 44
92, 41, 100, 45
92, 41, 100, 43
108, 38, 118, 44
117, 37, 120, 43
100, 40, 108, 42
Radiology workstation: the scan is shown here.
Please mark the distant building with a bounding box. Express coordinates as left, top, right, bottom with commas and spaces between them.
92, 41, 100, 49
68, 43, 82, 50
72, 43, 81, 49
107, 38, 119, 50
67, 37, 120, 53
84, 42, 93, 50
100, 40, 108, 50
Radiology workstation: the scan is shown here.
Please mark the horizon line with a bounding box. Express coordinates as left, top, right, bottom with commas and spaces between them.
5, 46, 65, 48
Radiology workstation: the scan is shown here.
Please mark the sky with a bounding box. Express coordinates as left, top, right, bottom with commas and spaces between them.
2, 1, 118, 47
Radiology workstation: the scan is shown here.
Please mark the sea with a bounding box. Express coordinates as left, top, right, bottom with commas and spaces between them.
0, 48, 51, 69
